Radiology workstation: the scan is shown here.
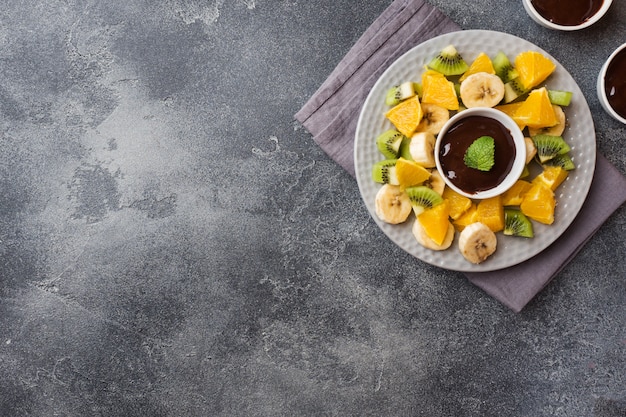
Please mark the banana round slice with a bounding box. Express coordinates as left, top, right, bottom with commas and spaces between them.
409, 131, 436, 168
424, 169, 445, 196
528, 105, 566, 137
412, 218, 455, 251
460, 72, 505, 108
375, 184, 412, 224
458, 222, 497, 264
416, 103, 450, 135
524, 137, 537, 164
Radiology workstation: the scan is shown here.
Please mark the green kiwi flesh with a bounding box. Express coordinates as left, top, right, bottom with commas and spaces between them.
376, 130, 405, 159
385, 81, 417, 106
532, 135, 571, 163
543, 153, 576, 171
548, 90, 573, 106
398, 135, 413, 160
404, 186, 443, 210
372, 159, 398, 184
504, 78, 530, 103
493, 51, 519, 83
504, 209, 534, 238
427, 45, 469, 76
385, 85, 402, 106
413, 82, 423, 98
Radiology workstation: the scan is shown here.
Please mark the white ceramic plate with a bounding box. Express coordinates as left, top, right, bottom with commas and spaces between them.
354, 30, 596, 272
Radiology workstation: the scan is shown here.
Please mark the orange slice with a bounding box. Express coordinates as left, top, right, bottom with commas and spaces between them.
501, 179, 532, 206
520, 182, 555, 224
514, 87, 557, 129
395, 157, 431, 188
460, 52, 495, 81
452, 203, 478, 232
421, 69, 460, 111
442, 187, 472, 220
476, 195, 504, 233
385, 95, 423, 137
495, 102, 524, 118
532, 166, 568, 191
495, 102, 526, 130
418, 201, 451, 246
514, 51, 556, 90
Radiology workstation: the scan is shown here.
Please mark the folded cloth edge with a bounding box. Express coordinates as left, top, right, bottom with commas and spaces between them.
295, 0, 460, 176
295, 0, 419, 125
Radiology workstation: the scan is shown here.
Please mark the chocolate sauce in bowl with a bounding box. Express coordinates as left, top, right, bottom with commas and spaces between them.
604, 47, 626, 120
530, 0, 604, 26
439, 115, 516, 195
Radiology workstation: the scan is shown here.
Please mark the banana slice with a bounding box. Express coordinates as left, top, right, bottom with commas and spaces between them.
460, 72, 505, 108
412, 218, 455, 251
524, 137, 537, 164
416, 103, 450, 135
458, 222, 497, 264
528, 105, 566, 137
409, 131, 436, 168
375, 184, 412, 224
424, 169, 445, 195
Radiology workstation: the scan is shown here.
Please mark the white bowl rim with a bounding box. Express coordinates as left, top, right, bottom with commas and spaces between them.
434, 107, 527, 200
598, 42, 626, 124
522, 0, 613, 31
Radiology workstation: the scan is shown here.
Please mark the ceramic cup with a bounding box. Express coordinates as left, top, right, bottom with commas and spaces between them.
597, 43, 626, 124
522, 0, 612, 31
434, 107, 526, 200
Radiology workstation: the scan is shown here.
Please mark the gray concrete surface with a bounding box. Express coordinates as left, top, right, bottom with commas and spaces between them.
0, 1, 624, 416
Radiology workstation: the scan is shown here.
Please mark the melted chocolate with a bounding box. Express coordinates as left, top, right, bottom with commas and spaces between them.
530, 0, 604, 26
604, 48, 626, 120
439, 115, 516, 195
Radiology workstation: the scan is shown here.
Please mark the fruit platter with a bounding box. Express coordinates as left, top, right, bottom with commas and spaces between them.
354, 30, 596, 272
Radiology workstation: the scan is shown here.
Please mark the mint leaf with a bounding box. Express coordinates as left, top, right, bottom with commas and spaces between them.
464, 136, 495, 171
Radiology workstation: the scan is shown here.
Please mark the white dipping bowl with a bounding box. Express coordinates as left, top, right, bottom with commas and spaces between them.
597, 43, 626, 125
435, 107, 526, 200
522, 0, 612, 31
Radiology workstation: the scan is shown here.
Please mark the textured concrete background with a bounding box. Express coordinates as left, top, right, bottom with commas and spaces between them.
0, 0, 624, 416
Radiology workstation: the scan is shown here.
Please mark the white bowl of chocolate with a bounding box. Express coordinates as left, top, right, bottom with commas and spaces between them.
435, 107, 526, 200
522, 0, 612, 31
597, 43, 626, 125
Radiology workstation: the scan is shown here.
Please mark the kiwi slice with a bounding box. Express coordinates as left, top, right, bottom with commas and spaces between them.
543, 153, 576, 171
376, 130, 405, 159
504, 209, 534, 238
405, 185, 443, 213
398, 135, 413, 160
385, 85, 403, 106
385, 81, 417, 106
532, 134, 571, 163
548, 90, 573, 106
372, 159, 398, 184
493, 51, 519, 83
503, 78, 529, 103
427, 45, 469, 76
413, 82, 423, 98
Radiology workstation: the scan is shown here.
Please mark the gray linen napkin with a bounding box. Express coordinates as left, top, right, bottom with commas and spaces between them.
295, 0, 460, 177
294, 0, 626, 312
465, 153, 626, 312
